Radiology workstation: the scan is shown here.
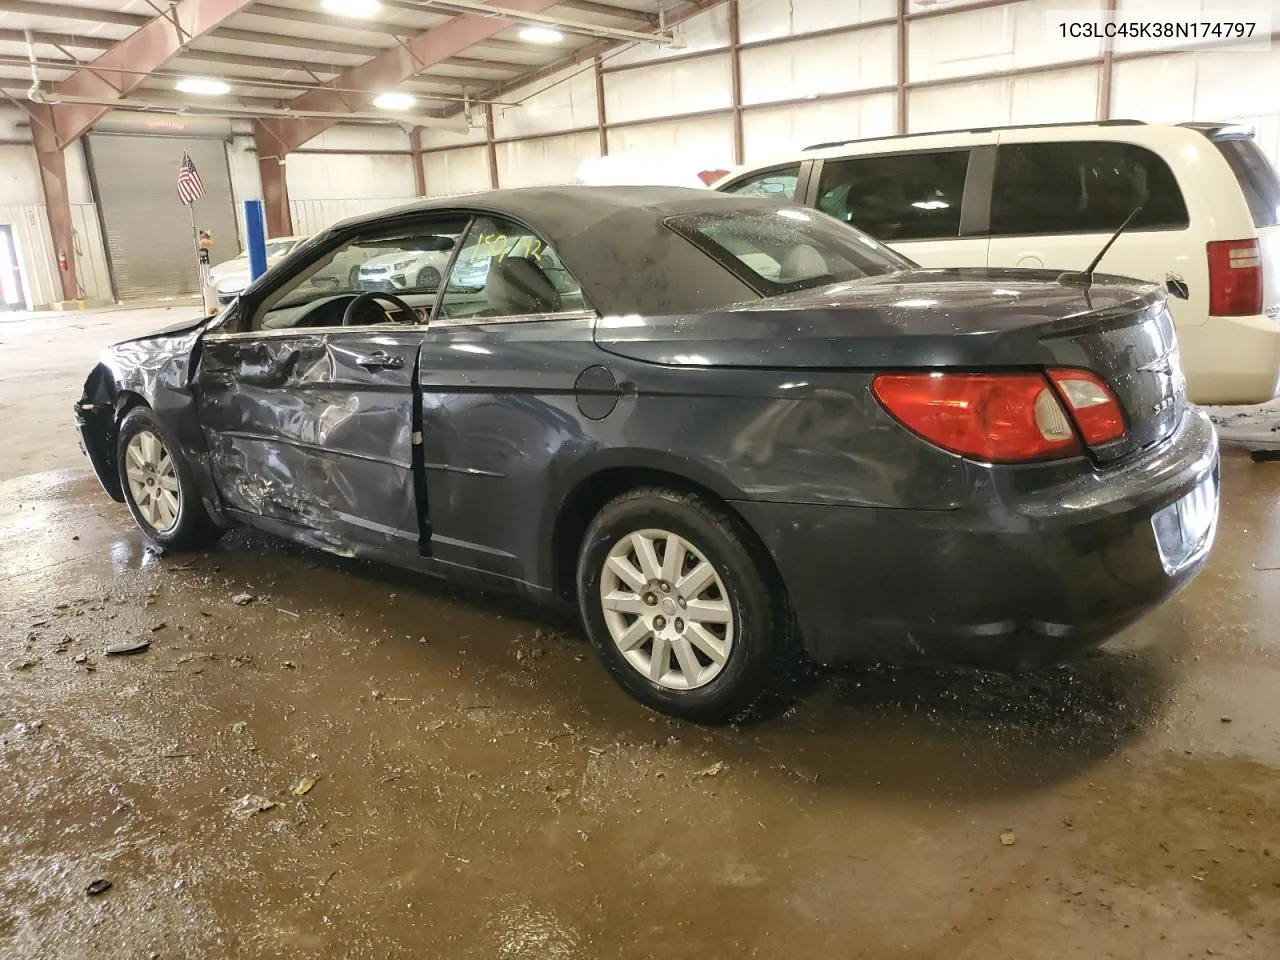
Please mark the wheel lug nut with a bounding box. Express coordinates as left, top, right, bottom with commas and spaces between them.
660, 581, 671, 593
653, 616, 666, 630
677, 597, 686, 608
675, 618, 684, 633
644, 593, 657, 606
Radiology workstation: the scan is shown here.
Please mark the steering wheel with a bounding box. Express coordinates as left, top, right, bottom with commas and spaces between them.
341, 290, 421, 327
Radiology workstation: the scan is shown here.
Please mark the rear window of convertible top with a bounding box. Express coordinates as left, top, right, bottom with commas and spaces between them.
665, 207, 913, 297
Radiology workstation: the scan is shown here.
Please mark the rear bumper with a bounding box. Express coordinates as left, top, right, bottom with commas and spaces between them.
1180, 313, 1280, 405
734, 408, 1219, 670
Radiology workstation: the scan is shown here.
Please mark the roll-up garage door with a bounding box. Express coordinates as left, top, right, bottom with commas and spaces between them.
86, 135, 240, 300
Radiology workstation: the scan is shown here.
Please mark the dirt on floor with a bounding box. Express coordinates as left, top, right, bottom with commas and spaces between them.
2, 309, 1280, 959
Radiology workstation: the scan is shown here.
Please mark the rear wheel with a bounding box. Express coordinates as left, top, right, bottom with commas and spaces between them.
117, 407, 222, 551
575, 488, 785, 723
415, 265, 441, 289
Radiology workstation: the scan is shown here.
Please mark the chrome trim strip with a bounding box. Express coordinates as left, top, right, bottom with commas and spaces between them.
202, 310, 597, 343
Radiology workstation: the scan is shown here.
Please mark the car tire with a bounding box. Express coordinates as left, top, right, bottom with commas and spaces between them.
575, 487, 787, 723
1249, 449, 1280, 463
348, 265, 361, 289
116, 406, 222, 552
416, 266, 441, 289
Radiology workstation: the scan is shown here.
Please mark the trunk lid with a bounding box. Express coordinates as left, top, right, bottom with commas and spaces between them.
594, 267, 1185, 461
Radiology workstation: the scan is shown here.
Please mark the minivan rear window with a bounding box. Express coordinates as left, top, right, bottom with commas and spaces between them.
1212, 137, 1280, 228
991, 141, 1189, 235
815, 150, 969, 243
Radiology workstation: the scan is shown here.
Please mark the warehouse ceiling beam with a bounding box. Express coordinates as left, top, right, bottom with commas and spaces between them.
400, 0, 683, 45
452, 0, 721, 118
22, 0, 262, 148
254, 0, 564, 155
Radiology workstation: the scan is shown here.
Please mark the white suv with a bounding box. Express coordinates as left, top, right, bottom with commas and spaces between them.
716, 121, 1280, 406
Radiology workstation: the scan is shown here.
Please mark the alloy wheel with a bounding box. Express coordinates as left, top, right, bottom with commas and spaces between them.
124, 429, 180, 533
599, 528, 735, 690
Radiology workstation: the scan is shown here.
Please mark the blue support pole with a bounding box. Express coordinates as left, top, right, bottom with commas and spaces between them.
244, 200, 268, 281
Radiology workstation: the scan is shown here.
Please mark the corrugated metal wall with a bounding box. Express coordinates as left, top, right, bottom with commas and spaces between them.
416, 0, 1280, 191
289, 198, 418, 236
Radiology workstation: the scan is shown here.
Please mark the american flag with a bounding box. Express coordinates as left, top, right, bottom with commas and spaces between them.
176, 151, 205, 206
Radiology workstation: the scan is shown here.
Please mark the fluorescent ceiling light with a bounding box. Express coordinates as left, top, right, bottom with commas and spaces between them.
322, 0, 382, 17
912, 199, 950, 210
519, 25, 564, 43
373, 91, 415, 111
176, 77, 230, 96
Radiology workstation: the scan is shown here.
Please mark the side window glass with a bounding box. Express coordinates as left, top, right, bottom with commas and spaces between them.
250, 218, 467, 332
991, 142, 1189, 235
815, 150, 969, 243
724, 165, 801, 201
439, 216, 587, 321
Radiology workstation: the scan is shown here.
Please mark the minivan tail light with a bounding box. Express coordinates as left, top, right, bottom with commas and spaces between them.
1047, 369, 1127, 445
1207, 239, 1263, 316
872, 373, 1080, 463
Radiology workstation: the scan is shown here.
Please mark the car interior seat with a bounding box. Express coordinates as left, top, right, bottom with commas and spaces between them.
778, 244, 829, 282
482, 256, 562, 316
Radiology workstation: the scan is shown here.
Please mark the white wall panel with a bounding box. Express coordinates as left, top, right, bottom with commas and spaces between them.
743, 93, 897, 162
609, 115, 735, 170
909, 65, 1099, 132
0, 144, 42, 205
1113, 48, 1280, 122
739, 0, 895, 44
496, 131, 598, 188
299, 124, 412, 151
609, 4, 729, 67
289, 198, 417, 236
604, 54, 733, 124
1113, 0, 1275, 54
909, 0, 1106, 83
285, 152, 415, 201
740, 24, 897, 105
0, 142, 109, 306
424, 145, 491, 197
1111, 48, 1280, 168
420, 124, 488, 150
0, 203, 111, 307
492, 63, 599, 139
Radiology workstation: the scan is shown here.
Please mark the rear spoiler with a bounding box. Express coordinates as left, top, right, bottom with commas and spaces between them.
1179, 121, 1256, 142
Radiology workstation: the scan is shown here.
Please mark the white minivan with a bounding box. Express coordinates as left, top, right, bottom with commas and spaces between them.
715, 121, 1280, 406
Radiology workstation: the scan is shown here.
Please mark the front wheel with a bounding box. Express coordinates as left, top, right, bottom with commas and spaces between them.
415, 265, 441, 289
116, 407, 222, 551
575, 488, 786, 723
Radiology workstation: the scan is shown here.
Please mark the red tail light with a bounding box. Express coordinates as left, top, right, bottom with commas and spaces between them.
872, 373, 1080, 463
874, 370, 1129, 462
1207, 239, 1263, 316
1047, 369, 1127, 445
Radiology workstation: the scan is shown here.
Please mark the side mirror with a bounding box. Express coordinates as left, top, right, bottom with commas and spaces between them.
1165, 274, 1189, 300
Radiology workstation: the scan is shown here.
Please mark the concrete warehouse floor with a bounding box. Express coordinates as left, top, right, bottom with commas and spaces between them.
2, 308, 1280, 960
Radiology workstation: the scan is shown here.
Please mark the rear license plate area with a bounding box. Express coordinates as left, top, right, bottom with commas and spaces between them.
1151, 472, 1218, 574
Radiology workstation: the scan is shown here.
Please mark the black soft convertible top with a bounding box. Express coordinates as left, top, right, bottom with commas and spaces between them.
318, 186, 787, 316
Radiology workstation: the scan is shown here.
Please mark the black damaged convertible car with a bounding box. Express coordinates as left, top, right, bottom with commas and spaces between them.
76, 186, 1218, 721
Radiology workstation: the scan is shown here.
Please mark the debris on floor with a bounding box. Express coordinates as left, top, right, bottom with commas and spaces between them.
105, 639, 150, 656
85, 879, 113, 896
231, 794, 277, 819
231, 593, 256, 606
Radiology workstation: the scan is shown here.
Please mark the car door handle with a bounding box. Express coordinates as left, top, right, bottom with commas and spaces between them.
354, 351, 404, 370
